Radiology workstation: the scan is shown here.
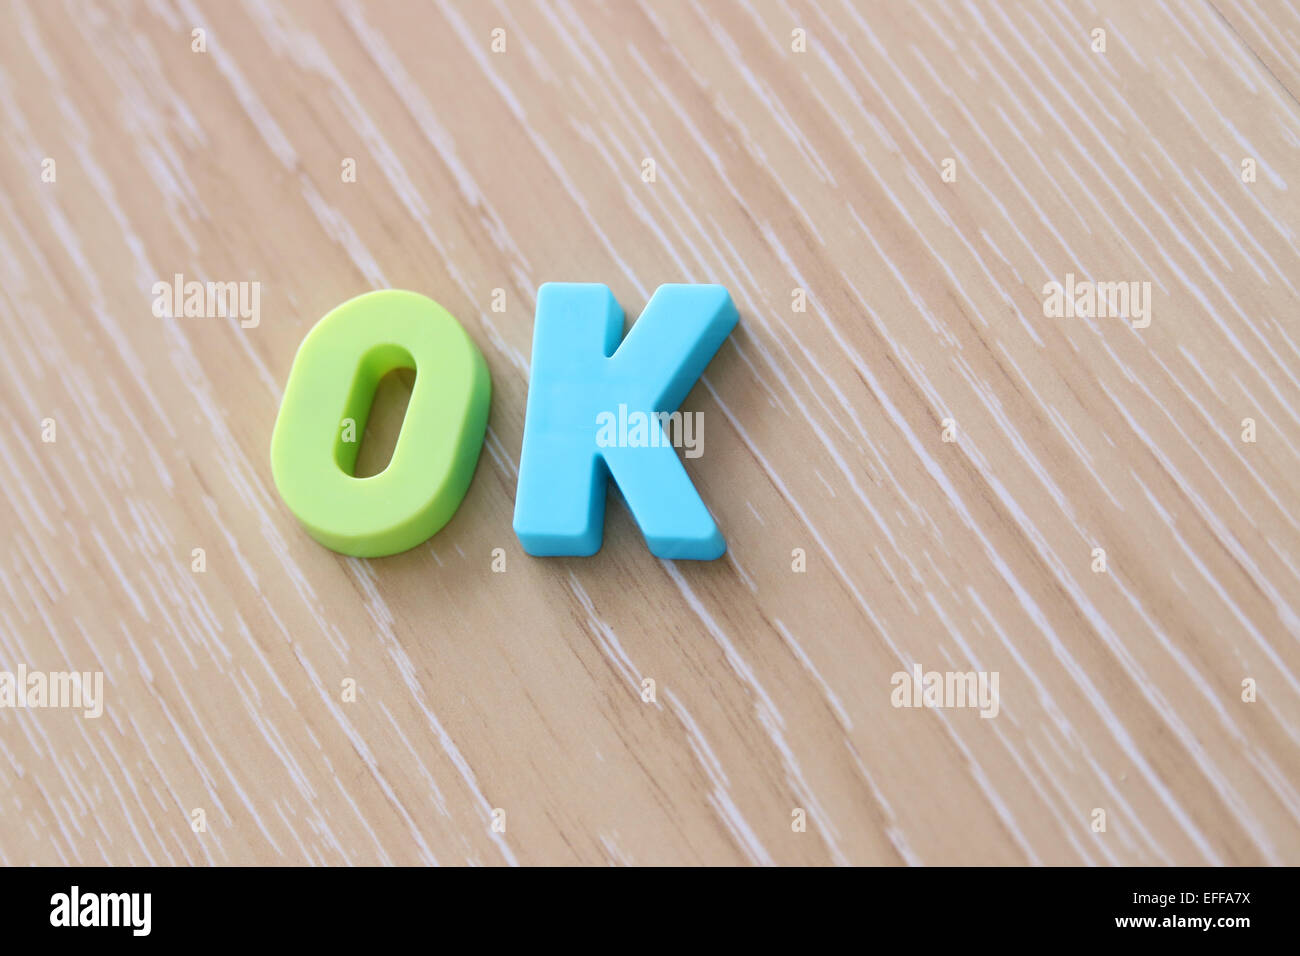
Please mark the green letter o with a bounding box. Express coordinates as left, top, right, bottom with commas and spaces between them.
270, 290, 491, 557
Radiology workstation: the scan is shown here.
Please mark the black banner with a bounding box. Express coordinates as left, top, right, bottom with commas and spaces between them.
0, 866, 1278, 943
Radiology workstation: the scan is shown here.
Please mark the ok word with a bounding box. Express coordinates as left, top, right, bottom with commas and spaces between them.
270, 284, 738, 561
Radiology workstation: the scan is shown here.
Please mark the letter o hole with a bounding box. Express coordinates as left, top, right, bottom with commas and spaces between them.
271, 290, 491, 557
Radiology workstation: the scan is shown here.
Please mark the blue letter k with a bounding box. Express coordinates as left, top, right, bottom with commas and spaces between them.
513, 283, 738, 559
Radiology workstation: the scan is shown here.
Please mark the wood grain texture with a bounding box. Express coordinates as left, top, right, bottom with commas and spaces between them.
1, 0, 1298, 866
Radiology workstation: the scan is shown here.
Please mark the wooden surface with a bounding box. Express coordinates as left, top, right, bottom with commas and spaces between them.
1, 0, 1298, 866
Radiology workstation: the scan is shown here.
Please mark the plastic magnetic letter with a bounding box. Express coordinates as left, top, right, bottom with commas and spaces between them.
271, 289, 491, 557
513, 283, 738, 560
